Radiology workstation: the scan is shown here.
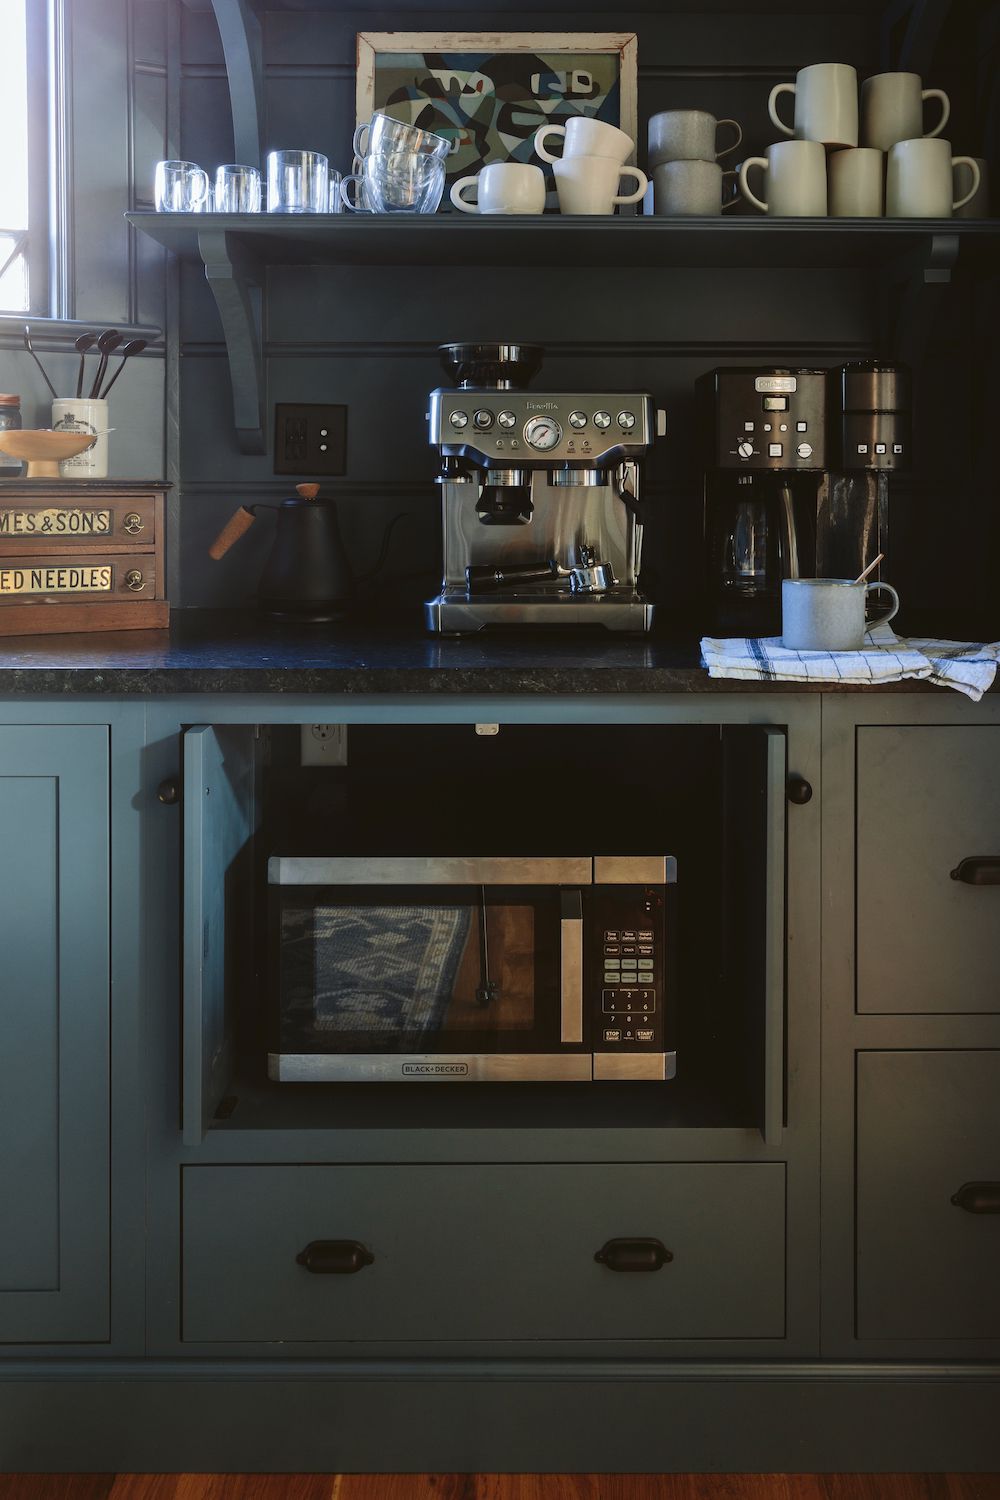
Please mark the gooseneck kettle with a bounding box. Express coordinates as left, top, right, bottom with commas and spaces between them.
209, 483, 355, 621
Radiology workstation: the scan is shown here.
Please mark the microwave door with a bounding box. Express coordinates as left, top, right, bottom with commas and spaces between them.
269, 857, 593, 1082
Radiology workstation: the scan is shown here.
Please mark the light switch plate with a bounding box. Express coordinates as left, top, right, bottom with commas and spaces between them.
274, 404, 347, 476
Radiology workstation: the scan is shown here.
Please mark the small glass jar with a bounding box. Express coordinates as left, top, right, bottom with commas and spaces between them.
0, 393, 23, 476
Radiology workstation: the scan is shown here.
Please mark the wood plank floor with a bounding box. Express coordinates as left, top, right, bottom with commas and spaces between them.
0, 1477, 998, 1500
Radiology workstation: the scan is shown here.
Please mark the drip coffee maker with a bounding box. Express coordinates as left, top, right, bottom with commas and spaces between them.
699, 367, 827, 636
699, 363, 910, 635
425, 342, 664, 633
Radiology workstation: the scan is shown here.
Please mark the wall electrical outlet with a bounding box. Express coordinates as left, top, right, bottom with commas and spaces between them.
274, 403, 347, 476
300, 723, 348, 766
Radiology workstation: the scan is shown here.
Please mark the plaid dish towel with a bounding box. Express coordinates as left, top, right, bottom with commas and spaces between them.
701, 624, 1000, 701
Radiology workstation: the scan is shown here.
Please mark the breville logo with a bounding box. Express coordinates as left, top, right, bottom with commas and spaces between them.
402, 1062, 470, 1076
526, 401, 558, 410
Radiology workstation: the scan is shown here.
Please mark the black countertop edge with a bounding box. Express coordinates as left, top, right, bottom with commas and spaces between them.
0, 611, 990, 695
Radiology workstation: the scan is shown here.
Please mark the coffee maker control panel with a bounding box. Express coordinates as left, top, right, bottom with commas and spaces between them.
697, 368, 827, 470
430, 391, 655, 467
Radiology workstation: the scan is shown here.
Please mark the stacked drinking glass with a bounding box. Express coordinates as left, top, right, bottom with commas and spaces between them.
341, 114, 451, 214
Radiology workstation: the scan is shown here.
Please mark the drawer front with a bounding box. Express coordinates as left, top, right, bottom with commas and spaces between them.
857, 1051, 1000, 1341
857, 727, 1000, 1013
0, 494, 157, 551
182, 1163, 786, 1345
0, 553, 160, 602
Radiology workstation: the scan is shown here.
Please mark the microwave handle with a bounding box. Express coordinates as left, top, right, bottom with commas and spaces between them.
269, 855, 593, 886
560, 890, 584, 1044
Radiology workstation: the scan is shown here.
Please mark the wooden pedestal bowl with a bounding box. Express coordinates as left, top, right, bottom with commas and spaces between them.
0, 429, 96, 479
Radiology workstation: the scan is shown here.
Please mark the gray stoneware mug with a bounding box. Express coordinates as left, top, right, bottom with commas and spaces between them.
781, 577, 900, 651
647, 110, 742, 168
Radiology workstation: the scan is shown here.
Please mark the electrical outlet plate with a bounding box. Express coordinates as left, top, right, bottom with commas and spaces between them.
274, 403, 347, 476
301, 723, 348, 767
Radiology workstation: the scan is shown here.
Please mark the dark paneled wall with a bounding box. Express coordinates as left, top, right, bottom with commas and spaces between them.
173, 2, 998, 630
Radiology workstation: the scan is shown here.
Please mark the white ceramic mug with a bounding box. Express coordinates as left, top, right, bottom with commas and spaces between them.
886, 138, 980, 217
769, 62, 859, 148
51, 398, 109, 479
739, 140, 828, 216
647, 110, 743, 167
450, 162, 546, 215
534, 117, 634, 166
829, 147, 884, 217
552, 156, 648, 214
782, 577, 900, 652
955, 156, 991, 218
860, 72, 950, 153
652, 160, 739, 216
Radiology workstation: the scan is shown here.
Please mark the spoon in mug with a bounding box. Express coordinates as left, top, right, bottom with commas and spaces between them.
99, 337, 147, 398
23, 325, 58, 401
74, 332, 98, 398
89, 330, 122, 399
854, 552, 885, 585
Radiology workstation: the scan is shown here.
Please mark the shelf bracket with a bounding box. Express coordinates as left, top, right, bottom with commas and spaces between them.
198, 230, 266, 455
883, 231, 959, 370
210, 0, 264, 167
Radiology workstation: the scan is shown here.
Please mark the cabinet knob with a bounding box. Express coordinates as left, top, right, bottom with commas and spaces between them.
594, 1237, 673, 1272
950, 857, 1000, 885
296, 1239, 375, 1274
787, 775, 813, 805
951, 1182, 1000, 1214
122, 511, 144, 535
124, 568, 146, 591
157, 778, 180, 805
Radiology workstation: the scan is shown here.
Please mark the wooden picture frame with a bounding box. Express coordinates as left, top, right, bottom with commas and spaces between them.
355, 32, 639, 197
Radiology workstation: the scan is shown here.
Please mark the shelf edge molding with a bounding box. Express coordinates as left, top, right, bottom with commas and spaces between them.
198, 230, 266, 455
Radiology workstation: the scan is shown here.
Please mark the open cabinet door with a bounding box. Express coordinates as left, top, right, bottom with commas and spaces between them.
722, 725, 787, 1146
183, 725, 259, 1144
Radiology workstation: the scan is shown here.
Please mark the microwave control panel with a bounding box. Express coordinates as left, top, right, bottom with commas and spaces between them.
590, 885, 666, 1052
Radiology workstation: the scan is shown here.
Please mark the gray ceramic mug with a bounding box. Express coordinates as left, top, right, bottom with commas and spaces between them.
652, 160, 739, 215
647, 110, 743, 168
781, 577, 900, 651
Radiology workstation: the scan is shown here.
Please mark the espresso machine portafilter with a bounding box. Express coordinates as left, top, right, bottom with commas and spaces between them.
425, 343, 665, 633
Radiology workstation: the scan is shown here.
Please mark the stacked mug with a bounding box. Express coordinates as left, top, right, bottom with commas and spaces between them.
341, 114, 450, 214
646, 111, 743, 216
532, 118, 647, 215
737, 63, 984, 218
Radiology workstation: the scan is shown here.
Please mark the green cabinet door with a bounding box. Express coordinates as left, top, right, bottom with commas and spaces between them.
0, 725, 110, 1343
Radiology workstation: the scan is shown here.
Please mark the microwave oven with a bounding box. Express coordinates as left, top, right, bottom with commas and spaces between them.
267, 854, 676, 1082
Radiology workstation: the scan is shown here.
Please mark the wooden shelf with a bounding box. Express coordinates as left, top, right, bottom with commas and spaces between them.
127, 210, 999, 453
127, 211, 1000, 271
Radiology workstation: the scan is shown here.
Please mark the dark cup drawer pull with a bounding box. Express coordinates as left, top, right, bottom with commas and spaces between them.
950, 857, 1000, 885
594, 1237, 673, 1272
296, 1239, 374, 1274
951, 1182, 1000, 1214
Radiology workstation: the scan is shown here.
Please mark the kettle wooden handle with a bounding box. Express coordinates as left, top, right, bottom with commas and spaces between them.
209, 506, 256, 560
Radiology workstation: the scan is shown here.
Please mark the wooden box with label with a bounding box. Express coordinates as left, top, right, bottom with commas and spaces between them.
0, 479, 169, 635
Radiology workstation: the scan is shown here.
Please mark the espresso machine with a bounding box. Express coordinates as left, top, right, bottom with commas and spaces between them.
699, 363, 910, 635
425, 342, 664, 632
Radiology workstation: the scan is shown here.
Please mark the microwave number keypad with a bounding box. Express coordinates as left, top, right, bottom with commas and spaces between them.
602, 927, 657, 1044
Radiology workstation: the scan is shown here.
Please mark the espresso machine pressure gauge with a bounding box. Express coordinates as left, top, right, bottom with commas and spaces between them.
524, 415, 562, 451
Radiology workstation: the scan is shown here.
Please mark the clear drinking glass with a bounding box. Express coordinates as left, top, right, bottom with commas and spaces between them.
266, 150, 329, 213
342, 150, 445, 213
214, 164, 262, 213
328, 170, 343, 212
154, 160, 209, 212
353, 114, 451, 163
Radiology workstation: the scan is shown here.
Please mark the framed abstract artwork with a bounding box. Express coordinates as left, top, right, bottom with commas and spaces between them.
355, 32, 638, 200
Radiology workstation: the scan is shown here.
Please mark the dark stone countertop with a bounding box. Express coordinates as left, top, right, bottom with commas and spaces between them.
0, 610, 980, 695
